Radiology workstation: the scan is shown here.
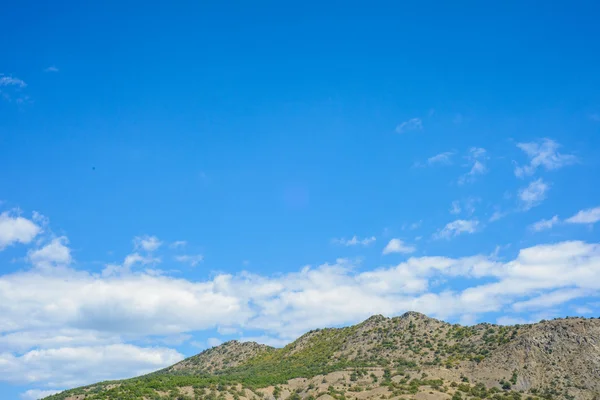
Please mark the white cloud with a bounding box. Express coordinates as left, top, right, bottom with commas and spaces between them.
31, 211, 50, 226
20, 389, 61, 400
149, 334, 192, 346
464, 198, 478, 215
566, 206, 600, 224
125, 253, 160, 268
512, 288, 590, 312
450, 201, 461, 215
514, 138, 577, 178
530, 215, 560, 232
0, 74, 28, 103
170, 240, 187, 248
190, 337, 227, 350
489, 210, 509, 222
0, 329, 120, 353
435, 219, 479, 239
450, 198, 478, 216
410, 221, 422, 230
402, 221, 422, 230
44, 66, 59, 73
395, 118, 422, 134
102, 236, 166, 276
518, 178, 549, 210
0, 75, 26, 88
496, 316, 530, 326
27, 237, 72, 269
217, 326, 239, 335
459, 313, 477, 325
133, 235, 162, 252
206, 337, 223, 347
458, 147, 488, 184
426, 152, 454, 166
3, 230, 600, 391
332, 235, 376, 246
0, 344, 183, 388
174, 254, 204, 267
382, 239, 415, 255
0, 211, 41, 250
413, 152, 454, 168
574, 306, 593, 315
0, 268, 249, 336
103, 251, 161, 276
190, 340, 205, 349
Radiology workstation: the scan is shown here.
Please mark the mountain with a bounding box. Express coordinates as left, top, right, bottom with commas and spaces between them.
44, 312, 600, 400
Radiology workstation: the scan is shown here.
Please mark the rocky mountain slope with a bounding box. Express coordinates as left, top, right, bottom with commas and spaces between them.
44, 312, 600, 400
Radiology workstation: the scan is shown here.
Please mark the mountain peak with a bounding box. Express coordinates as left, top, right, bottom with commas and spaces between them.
398, 310, 430, 320
164, 339, 274, 375
359, 311, 433, 327
360, 313, 387, 325
45, 314, 600, 400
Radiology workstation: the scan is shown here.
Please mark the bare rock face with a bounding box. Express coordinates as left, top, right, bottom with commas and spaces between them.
474, 318, 600, 397
166, 340, 275, 374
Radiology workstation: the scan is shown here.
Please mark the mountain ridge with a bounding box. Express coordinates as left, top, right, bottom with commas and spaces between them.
44, 312, 600, 400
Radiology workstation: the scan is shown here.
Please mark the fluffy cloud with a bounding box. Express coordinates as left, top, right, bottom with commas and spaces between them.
332, 236, 376, 246
416, 151, 455, 167
124, 253, 157, 268
9, 240, 597, 341
0, 329, 121, 353
0, 269, 249, 336
102, 250, 161, 276
133, 235, 162, 252
458, 147, 488, 184
206, 337, 223, 348
566, 206, 600, 224
518, 178, 549, 210
512, 288, 590, 312
0, 211, 41, 250
217, 326, 239, 335
435, 219, 479, 239
382, 239, 415, 255
27, 237, 72, 269
574, 306, 594, 315
427, 151, 454, 165
175, 254, 204, 267
395, 118, 422, 134
20, 389, 61, 400
530, 215, 560, 232
3, 233, 600, 391
489, 210, 509, 222
514, 138, 577, 178
0, 344, 183, 388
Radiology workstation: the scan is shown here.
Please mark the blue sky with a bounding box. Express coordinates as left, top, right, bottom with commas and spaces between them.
1, 1, 600, 399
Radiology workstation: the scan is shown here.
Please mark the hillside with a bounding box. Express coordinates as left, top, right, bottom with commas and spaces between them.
44, 312, 600, 400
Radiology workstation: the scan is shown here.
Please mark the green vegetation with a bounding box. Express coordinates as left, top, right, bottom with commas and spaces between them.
44, 314, 593, 400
